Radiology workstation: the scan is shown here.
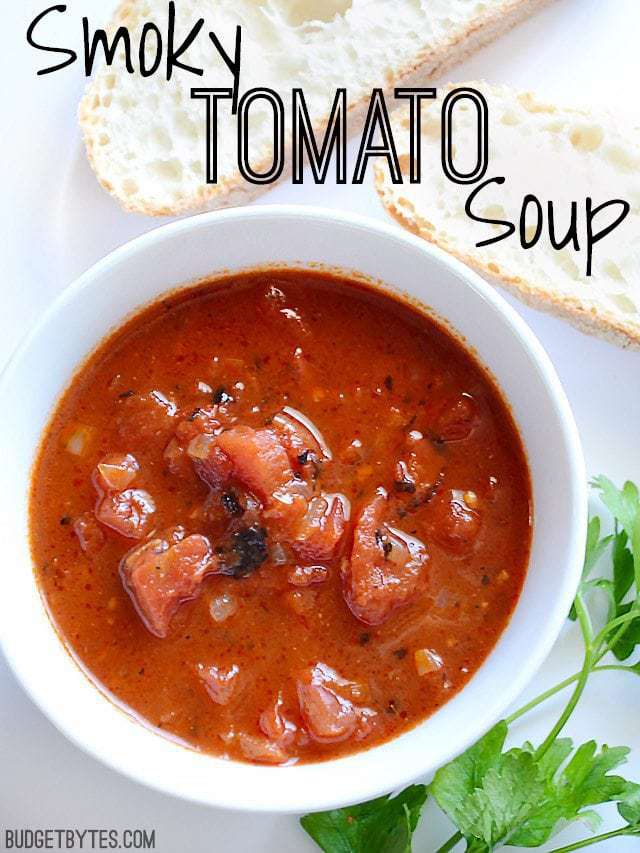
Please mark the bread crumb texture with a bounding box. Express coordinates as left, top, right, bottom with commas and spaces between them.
375, 82, 640, 349
79, 0, 548, 215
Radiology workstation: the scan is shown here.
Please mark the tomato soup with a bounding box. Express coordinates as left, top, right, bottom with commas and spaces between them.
30, 269, 531, 765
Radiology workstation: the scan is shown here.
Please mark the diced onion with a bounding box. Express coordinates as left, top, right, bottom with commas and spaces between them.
187, 433, 215, 461
209, 593, 237, 623
414, 648, 444, 676
65, 424, 96, 457
97, 453, 139, 490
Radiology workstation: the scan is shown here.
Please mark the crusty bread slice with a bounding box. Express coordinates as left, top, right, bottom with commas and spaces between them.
80, 0, 550, 217
375, 82, 640, 349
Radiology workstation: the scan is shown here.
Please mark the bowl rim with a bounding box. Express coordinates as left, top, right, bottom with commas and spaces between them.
0, 204, 587, 813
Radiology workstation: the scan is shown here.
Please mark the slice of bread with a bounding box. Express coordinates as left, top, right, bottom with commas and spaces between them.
80, 0, 550, 217
375, 82, 640, 349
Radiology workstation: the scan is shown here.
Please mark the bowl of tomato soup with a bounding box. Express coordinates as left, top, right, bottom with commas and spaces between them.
0, 206, 586, 812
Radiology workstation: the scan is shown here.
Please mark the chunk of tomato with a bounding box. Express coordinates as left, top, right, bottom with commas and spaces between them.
94, 453, 139, 492
432, 393, 477, 442
395, 432, 444, 497
259, 692, 296, 744
192, 425, 310, 532
343, 491, 428, 625
291, 493, 349, 563
175, 406, 222, 445
117, 390, 177, 442
217, 427, 292, 500
95, 489, 156, 539
238, 733, 289, 765
296, 666, 359, 744
189, 438, 234, 490
121, 529, 216, 637
272, 407, 332, 465
73, 512, 105, 554
429, 489, 481, 553
196, 662, 240, 706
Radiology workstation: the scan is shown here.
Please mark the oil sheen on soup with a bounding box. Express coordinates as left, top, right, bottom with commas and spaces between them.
30, 270, 532, 766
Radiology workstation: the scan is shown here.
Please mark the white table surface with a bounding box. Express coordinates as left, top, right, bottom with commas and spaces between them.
3, 1, 640, 850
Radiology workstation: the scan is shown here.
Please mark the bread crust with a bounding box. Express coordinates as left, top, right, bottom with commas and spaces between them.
377, 182, 640, 350
79, 0, 553, 217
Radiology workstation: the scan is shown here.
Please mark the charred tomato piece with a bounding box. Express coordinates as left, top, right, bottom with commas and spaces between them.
342, 490, 428, 626
121, 528, 216, 637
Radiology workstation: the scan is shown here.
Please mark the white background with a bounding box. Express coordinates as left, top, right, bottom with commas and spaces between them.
3, 1, 640, 851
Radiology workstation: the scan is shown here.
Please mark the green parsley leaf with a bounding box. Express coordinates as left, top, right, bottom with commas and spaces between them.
611, 601, 640, 661
462, 751, 545, 846
633, 509, 640, 588
570, 508, 638, 638
618, 783, 640, 826
594, 527, 640, 660
431, 722, 508, 818
613, 530, 635, 604
509, 742, 631, 847
592, 476, 640, 590
584, 517, 613, 578
300, 785, 428, 853
432, 727, 632, 851
432, 724, 545, 848
592, 477, 640, 540
569, 517, 613, 620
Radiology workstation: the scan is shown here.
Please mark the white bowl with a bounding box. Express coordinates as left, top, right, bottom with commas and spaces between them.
0, 206, 586, 814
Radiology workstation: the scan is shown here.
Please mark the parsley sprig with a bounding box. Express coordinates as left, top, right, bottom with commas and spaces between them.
301, 476, 640, 852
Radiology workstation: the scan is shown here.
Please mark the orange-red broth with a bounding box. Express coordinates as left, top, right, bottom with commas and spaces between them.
30, 270, 531, 765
